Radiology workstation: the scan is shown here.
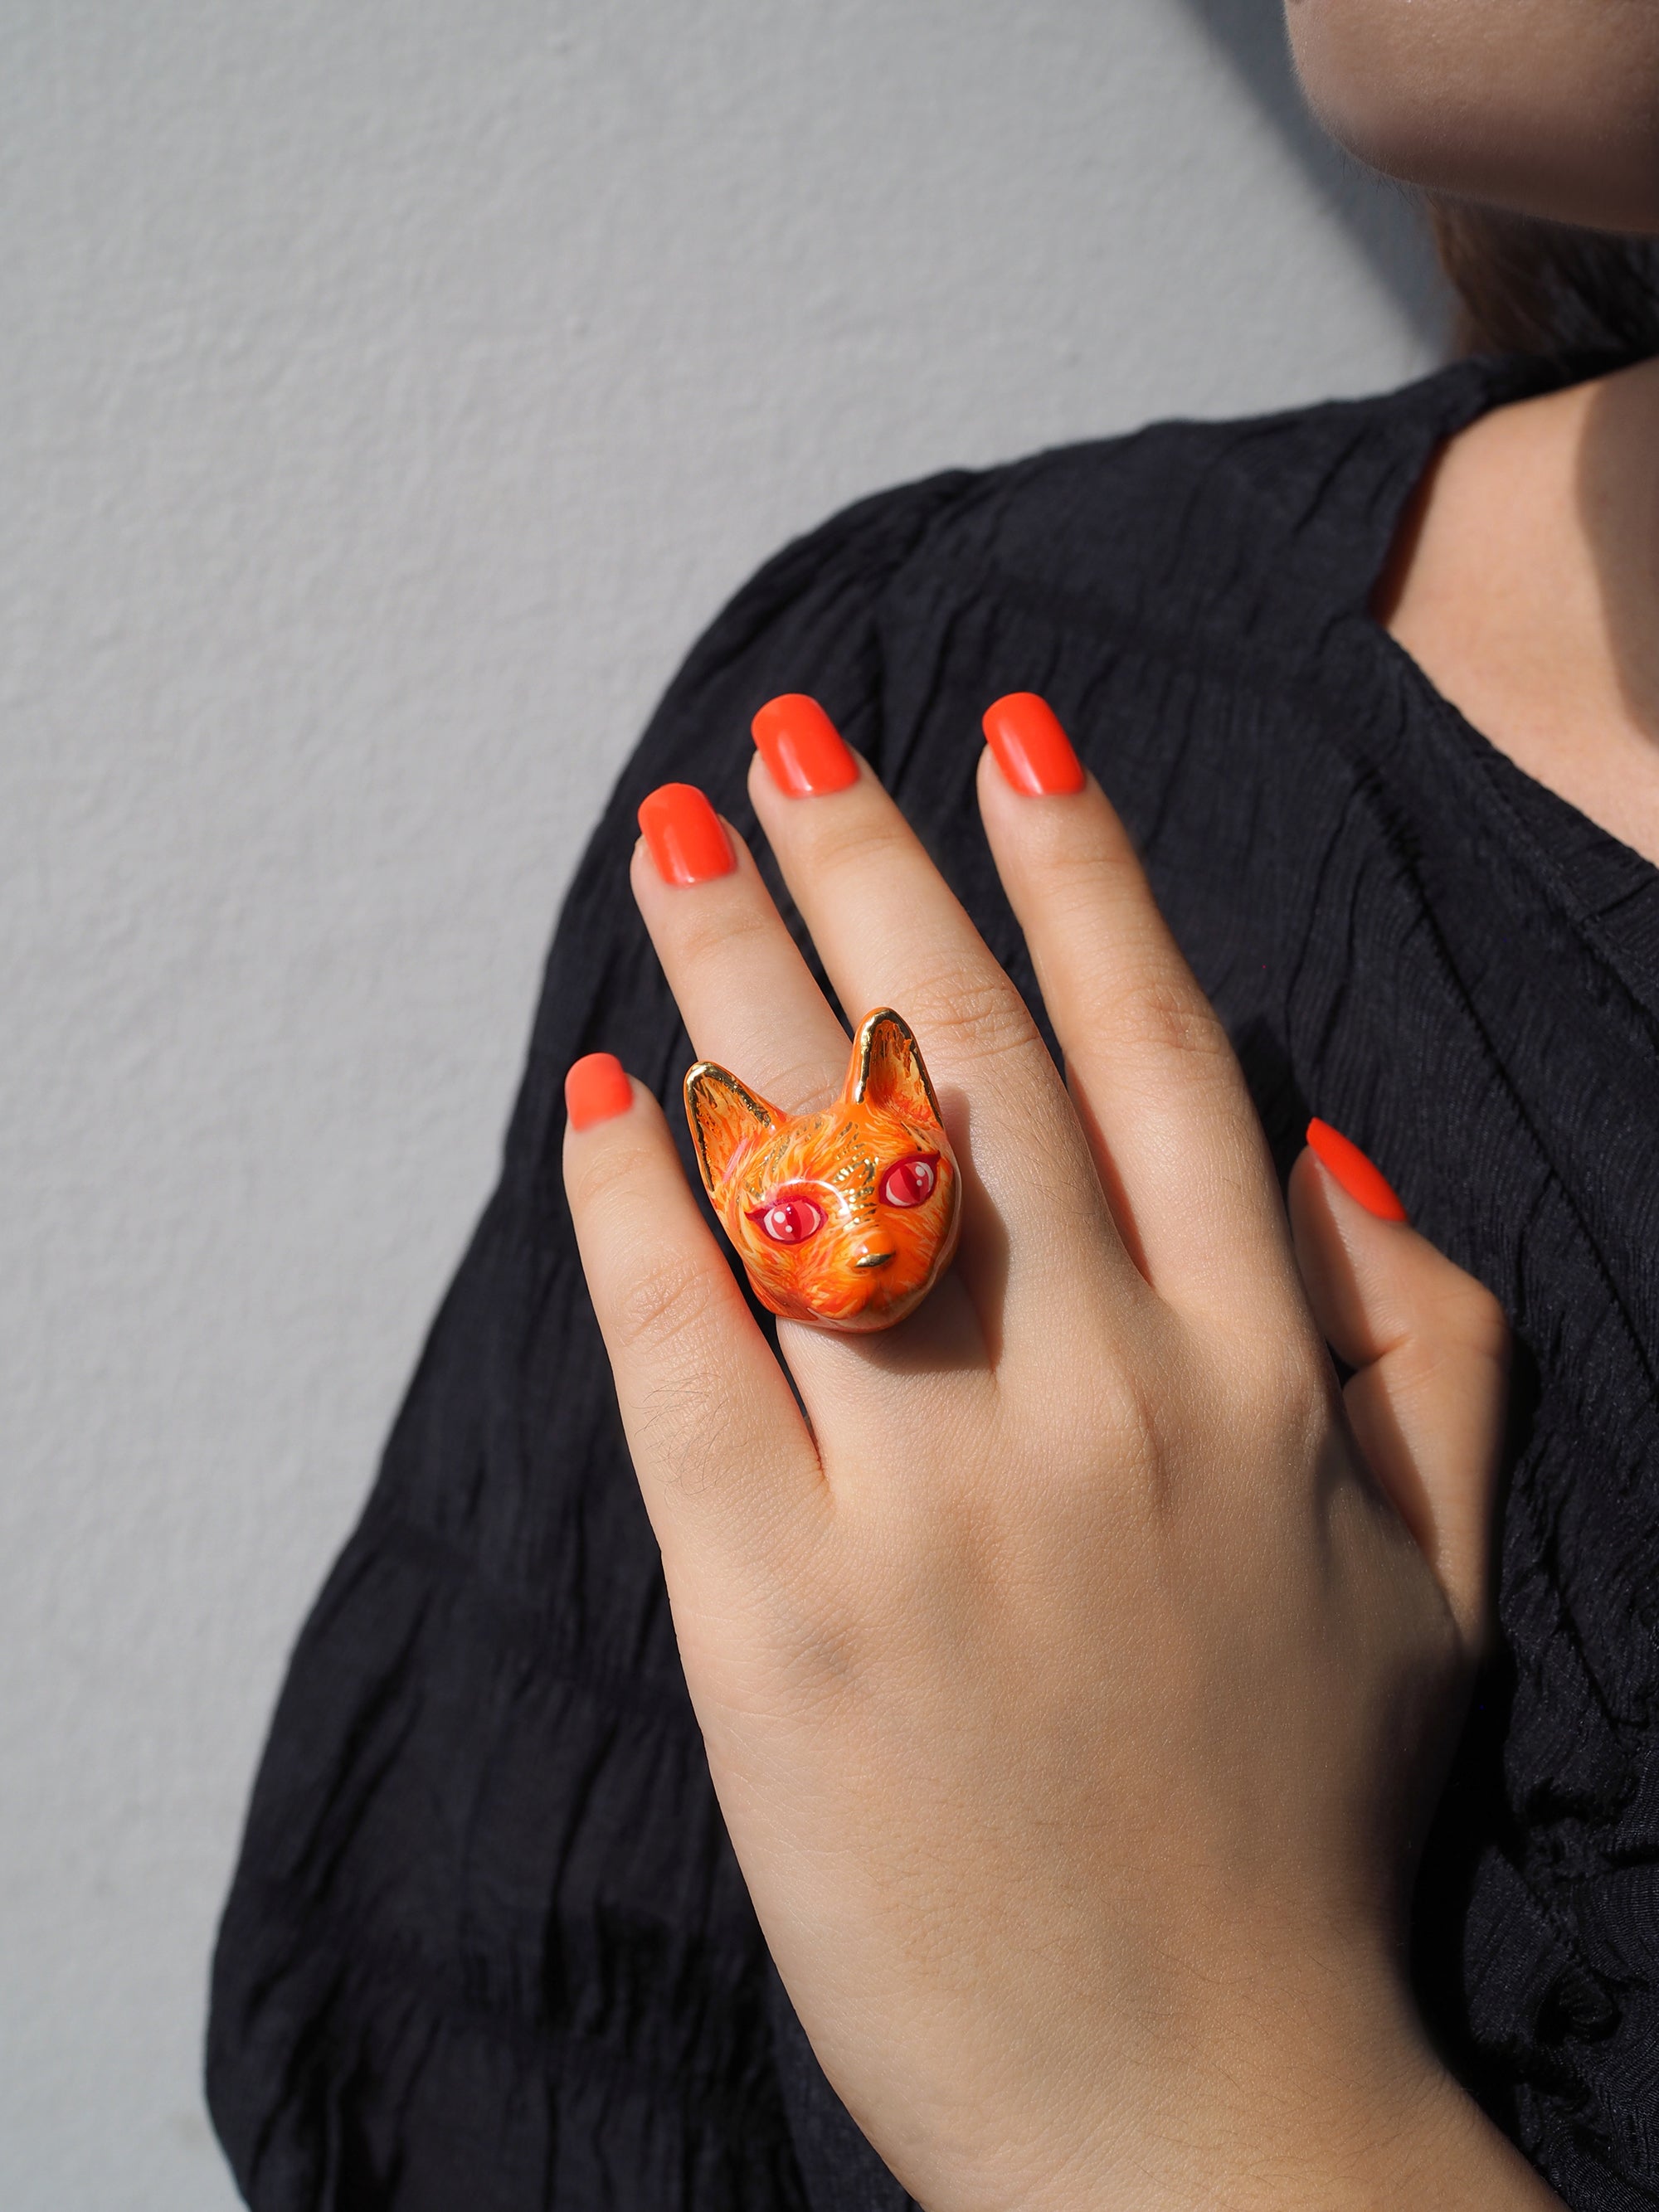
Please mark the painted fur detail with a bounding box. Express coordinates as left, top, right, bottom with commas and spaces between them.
684, 1009, 961, 1331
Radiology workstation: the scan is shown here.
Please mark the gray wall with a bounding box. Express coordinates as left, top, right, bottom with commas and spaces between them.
0, 4, 1441, 2205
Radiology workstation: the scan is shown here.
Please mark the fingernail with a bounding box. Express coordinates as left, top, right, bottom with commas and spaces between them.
1306, 1118, 1408, 1223
566, 1052, 634, 1131
638, 783, 735, 885
982, 693, 1085, 797
752, 694, 859, 796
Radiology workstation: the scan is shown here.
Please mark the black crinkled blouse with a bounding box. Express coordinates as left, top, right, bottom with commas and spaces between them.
208, 357, 1659, 2212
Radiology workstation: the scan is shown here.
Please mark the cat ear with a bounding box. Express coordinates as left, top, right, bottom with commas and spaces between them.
846, 1009, 941, 1126
684, 1061, 779, 1194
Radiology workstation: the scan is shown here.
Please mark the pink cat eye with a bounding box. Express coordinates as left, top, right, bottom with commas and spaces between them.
880, 1155, 938, 1208
749, 1195, 826, 1246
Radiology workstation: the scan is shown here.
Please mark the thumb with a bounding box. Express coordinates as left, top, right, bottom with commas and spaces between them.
1288, 1121, 1511, 1655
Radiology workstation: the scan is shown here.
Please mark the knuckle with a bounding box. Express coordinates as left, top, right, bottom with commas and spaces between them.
1218, 1319, 1331, 1446
609, 1246, 727, 1366
907, 964, 1042, 1072
1100, 968, 1232, 1068
670, 891, 776, 971
795, 799, 910, 881
1102, 1376, 1167, 1500
1041, 822, 1141, 903
567, 1142, 634, 1216
1444, 1277, 1511, 1366
568, 1132, 657, 1216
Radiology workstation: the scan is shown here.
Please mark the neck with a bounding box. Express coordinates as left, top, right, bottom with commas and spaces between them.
1379, 352, 1659, 867
1579, 357, 1659, 735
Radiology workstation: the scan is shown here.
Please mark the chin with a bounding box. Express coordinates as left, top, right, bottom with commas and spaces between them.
1284, 0, 1659, 233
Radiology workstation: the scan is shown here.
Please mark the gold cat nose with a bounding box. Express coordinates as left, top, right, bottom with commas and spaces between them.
853, 1246, 897, 1271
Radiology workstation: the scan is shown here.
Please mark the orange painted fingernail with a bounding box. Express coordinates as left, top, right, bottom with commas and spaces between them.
752, 694, 859, 796
638, 783, 735, 885
982, 693, 1085, 797
1306, 1119, 1408, 1223
566, 1052, 634, 1131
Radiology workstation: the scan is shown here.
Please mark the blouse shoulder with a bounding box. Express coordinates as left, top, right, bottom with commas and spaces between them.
620, 362, 1513, 760
882, 361, 1520, 656
551, 361, 1516, 1047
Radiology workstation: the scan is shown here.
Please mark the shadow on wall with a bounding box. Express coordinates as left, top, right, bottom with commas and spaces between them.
1180, 0, 1450, 352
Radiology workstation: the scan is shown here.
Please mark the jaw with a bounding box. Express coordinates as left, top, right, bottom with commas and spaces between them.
1284, 0, 1659, 231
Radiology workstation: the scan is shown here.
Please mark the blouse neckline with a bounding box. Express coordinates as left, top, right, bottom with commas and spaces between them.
1355, 353, 1659, 1026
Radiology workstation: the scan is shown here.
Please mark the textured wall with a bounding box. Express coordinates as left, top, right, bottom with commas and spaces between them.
0, 4, 1440, 2205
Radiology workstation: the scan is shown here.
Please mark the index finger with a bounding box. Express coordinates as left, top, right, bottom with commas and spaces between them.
562, 1057, 824, 1572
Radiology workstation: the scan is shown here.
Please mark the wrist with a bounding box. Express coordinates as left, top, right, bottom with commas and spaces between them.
1006, 1960, 1564, 2212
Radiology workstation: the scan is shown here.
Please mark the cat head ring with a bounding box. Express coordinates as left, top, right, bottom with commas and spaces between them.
684, 1009, 961, 1332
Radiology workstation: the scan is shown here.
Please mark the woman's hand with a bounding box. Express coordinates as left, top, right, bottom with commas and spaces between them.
562, 696, 1559, 2210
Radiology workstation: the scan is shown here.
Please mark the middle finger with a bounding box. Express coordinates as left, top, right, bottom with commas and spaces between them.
744, 699, 1140, 1307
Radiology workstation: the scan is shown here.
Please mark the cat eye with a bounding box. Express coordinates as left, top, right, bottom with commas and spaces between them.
879, 1154, 938, 1209
749, 1195, 826, 1246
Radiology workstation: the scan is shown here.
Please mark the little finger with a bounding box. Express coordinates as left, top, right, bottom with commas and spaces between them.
1289, 1123, 1510, 1653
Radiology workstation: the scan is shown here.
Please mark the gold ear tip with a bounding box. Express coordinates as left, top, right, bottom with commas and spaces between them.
851, 1009, 912, 1053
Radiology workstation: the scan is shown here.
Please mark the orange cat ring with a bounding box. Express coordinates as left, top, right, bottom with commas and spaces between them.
684, 1009, 961, 1332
